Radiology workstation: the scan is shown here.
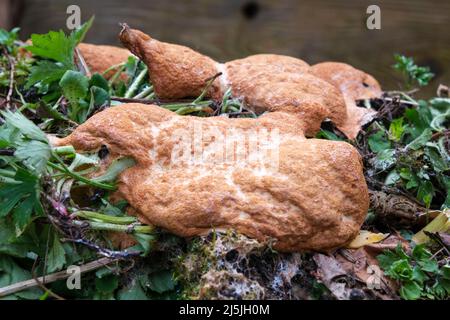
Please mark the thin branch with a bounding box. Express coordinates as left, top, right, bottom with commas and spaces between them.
4, 49, 16, 109
0, 257, 116, 298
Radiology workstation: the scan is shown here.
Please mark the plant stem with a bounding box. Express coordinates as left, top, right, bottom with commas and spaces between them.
124, 66, 148, 98
71, 220, 154, 234
73, 210, 138, 225
108, 64, 126, 86
133, 85, 153, 99
47, 161, 116, 191
0, 257, 115, 298
52, 145, 76, 156
161, 100, 212, 111
102, 62, 125, 76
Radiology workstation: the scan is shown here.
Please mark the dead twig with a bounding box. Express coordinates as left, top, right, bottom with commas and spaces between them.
0, 257, 115, 298
3, 49, 16, 109
74, 47, 91, 77
31, 256, 65, 300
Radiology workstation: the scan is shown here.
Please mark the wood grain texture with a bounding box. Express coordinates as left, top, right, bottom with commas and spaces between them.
14, 0, 450, 96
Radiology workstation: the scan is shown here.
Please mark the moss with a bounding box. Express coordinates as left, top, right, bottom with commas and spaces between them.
172, 230, 321, 300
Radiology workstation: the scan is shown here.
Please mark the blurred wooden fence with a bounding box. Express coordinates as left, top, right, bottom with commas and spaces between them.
1, 0, 449, 96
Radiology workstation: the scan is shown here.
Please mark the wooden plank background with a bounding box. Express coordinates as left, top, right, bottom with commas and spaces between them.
1, 0, 450, 96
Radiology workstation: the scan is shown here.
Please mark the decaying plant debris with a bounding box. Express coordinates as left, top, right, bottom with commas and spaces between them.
0, 19, 449, 300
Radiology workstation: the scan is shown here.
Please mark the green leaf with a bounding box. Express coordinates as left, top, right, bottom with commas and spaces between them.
411, 244, 431, 260
429, 98, 450, 131
0, 168, 42, 218
0, 27, 20, 48
441, 265, 450, 280
147, 270, 175, 294
368, 130, 391, 153
72, 16, 94, 45
27, 30, 76, 67
0, 256, 43, 299
393, 54, 434, 87
388, 118, 404, 142
15, 140, 51, 176
412, 266, 427, 284
92, 157, 136, 183
373, 149, 396, 171
46, 234, 66, 273
131, 233, 155, 256
12, 196, 35, 235
385, 170, 400, 185
90, 73, 110, 92
117, 280, 149, 300
405, 128, 432, 151
26, 60, 67, 88
59, 70, 89, 102
417, 180, 434, 207
1, 110, 48, 142
316, 129, 344, 141
419, 260, 439, 274
387, 259, 413, 281
399, 167, 419, 189
95, 274, 119, 293
377, 250, 398, 270
400, 281, 422, 300
0, 220, 34, 257
424, 147, 448, 173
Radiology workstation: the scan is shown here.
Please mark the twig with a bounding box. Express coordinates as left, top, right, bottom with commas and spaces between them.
0, 257, 115, 298
112, 96, 159, 105
382, 96, 418, 106
74, 47, 91, 77
31, 256, 65, 300
4, 50, 15, 109
65, 238, 142, 259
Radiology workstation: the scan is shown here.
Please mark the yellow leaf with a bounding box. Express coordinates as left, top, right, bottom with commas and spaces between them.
413, 209, 450, 244
346, 230, 388, 249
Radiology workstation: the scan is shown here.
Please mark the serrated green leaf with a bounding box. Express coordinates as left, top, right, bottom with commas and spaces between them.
1, 110, 48, 142
46, 234, 66, 273
15, 140, 51, 176
26, 60, 67, 88
400, 281, 422, 300
27, 30, 75, 67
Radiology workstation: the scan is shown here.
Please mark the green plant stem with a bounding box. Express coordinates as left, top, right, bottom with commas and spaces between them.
47, 161, 116, 191
124, 66, 148, 98
133, 85, 153, 99
102, 62, 125, 76
161, 100, 212, 111
71, 219, 154, 234
175, 105, 209, 115
193, 72, 221, 104
73, 210, 138, 225
108, 64, 126, 86
52, 145, 75, 156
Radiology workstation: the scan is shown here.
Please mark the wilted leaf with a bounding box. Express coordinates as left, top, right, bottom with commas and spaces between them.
347, 230, 389, 249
